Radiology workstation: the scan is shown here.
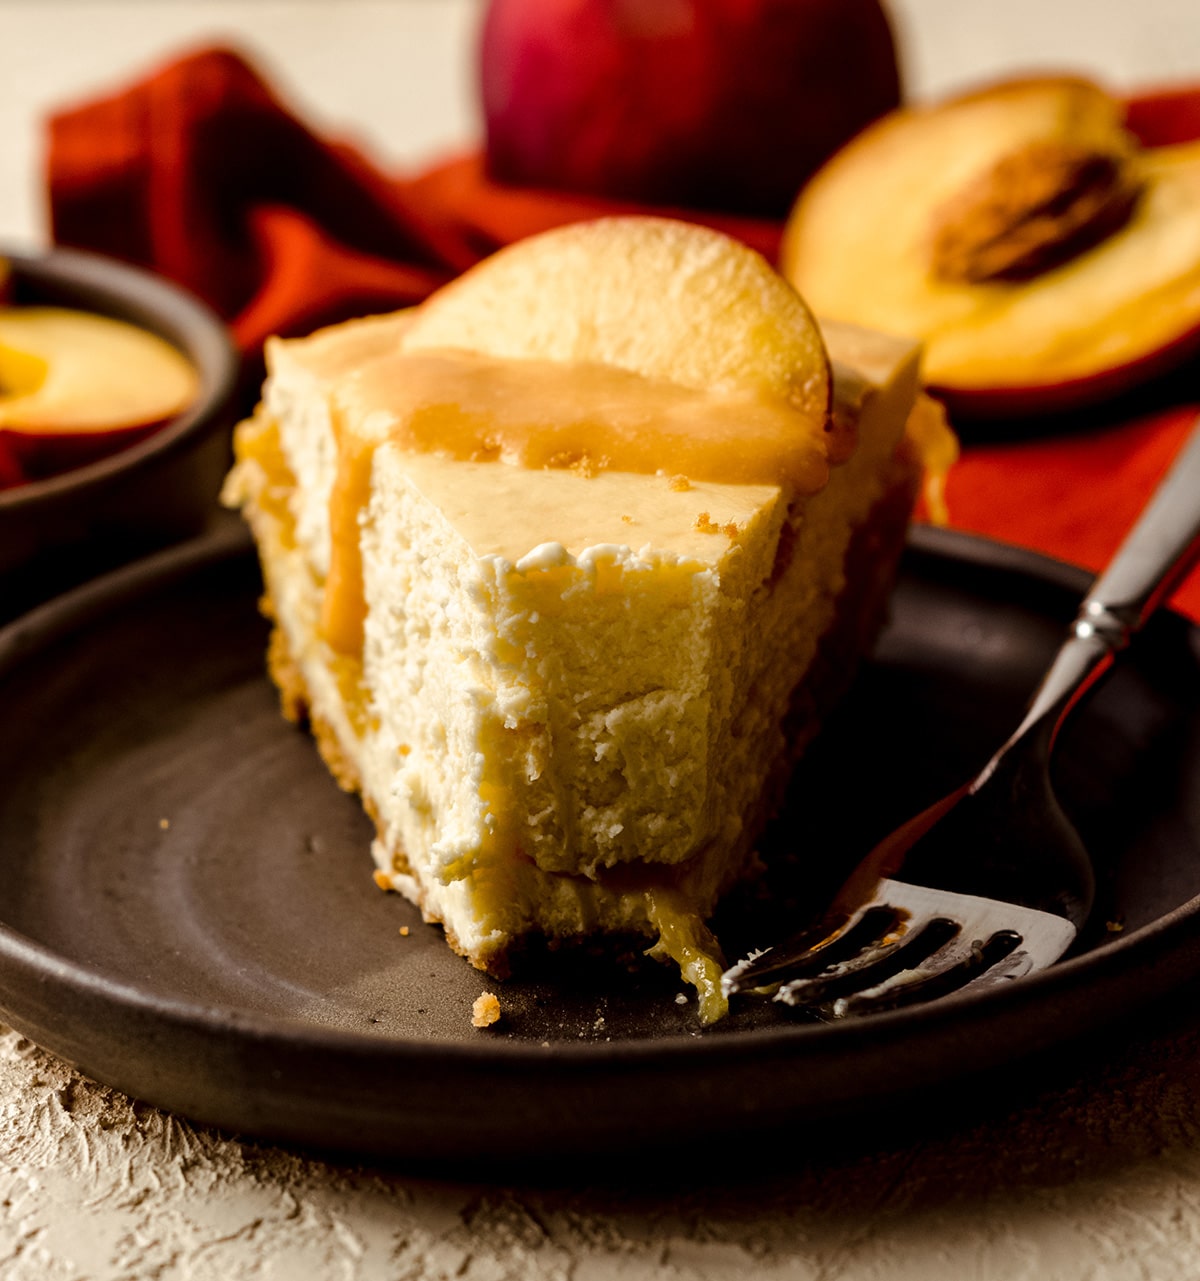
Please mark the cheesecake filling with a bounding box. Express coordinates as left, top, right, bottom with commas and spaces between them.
320, 341, 837, 656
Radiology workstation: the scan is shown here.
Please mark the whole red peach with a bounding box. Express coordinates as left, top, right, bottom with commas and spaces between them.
480, 0, 903, 217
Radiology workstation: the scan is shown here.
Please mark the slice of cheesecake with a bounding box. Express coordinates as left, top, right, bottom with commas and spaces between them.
223, 217, 951, 1021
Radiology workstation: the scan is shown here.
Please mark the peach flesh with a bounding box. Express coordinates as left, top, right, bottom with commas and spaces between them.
780, 77, 1200, 419
0, 306, 197, 480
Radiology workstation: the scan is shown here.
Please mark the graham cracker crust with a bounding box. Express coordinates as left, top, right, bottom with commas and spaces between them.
265, 611, 363, 796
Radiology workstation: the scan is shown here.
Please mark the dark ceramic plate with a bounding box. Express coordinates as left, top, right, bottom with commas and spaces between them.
0, 246, 238, 615
1, 520, 1200, 1162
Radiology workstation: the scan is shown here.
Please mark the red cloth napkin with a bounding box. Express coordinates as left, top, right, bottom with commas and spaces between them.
46, 46, 1200, 618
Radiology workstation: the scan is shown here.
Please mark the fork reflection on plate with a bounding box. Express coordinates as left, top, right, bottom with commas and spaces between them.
723, 413, 1200, 1017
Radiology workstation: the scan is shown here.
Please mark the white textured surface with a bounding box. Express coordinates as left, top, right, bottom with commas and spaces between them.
5, 2, 1200, 1277
9, 1010, 1200, 1281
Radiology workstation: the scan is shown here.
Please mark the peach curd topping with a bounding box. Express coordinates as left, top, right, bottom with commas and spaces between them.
344, 349, 832, 487
320, 346, 837, 654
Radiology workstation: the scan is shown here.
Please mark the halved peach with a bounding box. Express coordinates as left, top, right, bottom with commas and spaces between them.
0, 306, 198, 477
780, 76, 1200, 418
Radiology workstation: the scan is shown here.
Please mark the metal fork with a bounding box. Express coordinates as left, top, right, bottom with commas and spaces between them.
722, 414, 1200, 1019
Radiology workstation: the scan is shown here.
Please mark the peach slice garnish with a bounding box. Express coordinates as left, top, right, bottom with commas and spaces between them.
403, 216, 831, 429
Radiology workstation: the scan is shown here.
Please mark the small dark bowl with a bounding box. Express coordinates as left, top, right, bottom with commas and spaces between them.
0, 246, 239, 619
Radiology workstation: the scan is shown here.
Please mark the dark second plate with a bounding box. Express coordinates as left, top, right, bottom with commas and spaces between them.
1, 521, 1200, 1163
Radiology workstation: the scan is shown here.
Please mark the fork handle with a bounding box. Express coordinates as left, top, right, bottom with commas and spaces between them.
1002, 412, 1200, 750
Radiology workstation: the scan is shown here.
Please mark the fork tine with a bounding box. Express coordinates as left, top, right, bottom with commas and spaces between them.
720, 902, 905, 994
817, 928, 1029, 1019
876, 880, 1077, 970
775, 912, 962, 1009
723, 879, 1078, 1011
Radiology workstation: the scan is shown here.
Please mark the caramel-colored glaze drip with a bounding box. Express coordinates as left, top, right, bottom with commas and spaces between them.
321, 348, 834, 654
903, 393, 959, 526
320, 426, 376, 654
348, 350, 832, 488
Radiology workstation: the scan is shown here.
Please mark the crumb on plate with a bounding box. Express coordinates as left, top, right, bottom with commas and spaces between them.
472, 991, 502, 1029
